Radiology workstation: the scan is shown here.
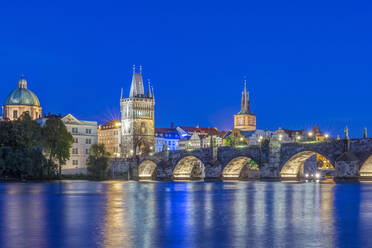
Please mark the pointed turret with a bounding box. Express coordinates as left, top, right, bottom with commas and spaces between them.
129, 65, 145, 97
147, 79, 152, 98
239, 80, 251, 114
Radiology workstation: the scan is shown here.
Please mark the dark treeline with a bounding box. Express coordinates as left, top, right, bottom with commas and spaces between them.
0, 114, 73, 180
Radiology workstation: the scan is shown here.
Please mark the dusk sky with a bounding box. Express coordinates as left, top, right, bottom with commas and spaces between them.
0, 0, 370, 137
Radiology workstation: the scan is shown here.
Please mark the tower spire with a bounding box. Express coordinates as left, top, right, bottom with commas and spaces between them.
120, 88, 123, 99
239, 79, 250, 114
147, 79, 152, 97
129, 65, 145, 97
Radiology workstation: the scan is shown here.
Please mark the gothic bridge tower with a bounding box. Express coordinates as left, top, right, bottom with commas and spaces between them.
120, 65, 155, 157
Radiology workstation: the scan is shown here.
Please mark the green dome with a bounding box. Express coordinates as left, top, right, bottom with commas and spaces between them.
4, 78, 40, 106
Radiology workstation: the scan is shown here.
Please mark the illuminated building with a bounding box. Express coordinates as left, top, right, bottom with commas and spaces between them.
233, 80, 256, 131
120, 65, 155, 157
155, 124, 180, 152
2, 76, 42, 120
177, 126, 224, 149
61, 114, 98, 174
98, 120, 121, 157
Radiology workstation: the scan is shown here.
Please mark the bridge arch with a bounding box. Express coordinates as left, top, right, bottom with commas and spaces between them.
222, 156, 260, 180
138, 160, 158, 179
280, 151, 334, 179
360, 154, 372, 178
173, 155, 205, 180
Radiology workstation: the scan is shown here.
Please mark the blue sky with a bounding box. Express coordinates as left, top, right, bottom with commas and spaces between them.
0, 0, 371, 137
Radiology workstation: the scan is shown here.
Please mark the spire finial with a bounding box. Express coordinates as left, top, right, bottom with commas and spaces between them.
146, 79, 152, 98
120, 88, 123, 99
133, 64, 136, 74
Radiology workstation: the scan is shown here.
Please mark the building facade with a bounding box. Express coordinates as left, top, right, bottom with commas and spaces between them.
2, 76, 42, 120
120, 66, 155, 157
98, 120, 121, 158
155, 126, 180, 152
177, 126, 224, 150
61, 114, 98, 174
234, 80, 256, 131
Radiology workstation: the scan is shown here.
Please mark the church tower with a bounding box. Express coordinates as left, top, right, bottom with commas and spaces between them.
234, 80, 256, 131
120, 65, 155, 157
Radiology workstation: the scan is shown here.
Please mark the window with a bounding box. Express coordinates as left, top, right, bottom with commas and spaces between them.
72, 148, 78, 154
73, 160, 79, 166
86, 129, 91, 134
74, 138, 78, 143
13, 110, 18, 119
86, 139, 91, 144
72, 128, 78, 134
86, 149, 89, 154
249, 118, 253, 125
239, 118, 243, 125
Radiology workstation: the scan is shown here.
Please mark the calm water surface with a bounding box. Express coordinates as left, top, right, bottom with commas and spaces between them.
1, 181, 372, 248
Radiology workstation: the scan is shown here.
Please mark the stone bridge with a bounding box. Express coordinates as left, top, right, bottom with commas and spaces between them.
118, 138, 372, 181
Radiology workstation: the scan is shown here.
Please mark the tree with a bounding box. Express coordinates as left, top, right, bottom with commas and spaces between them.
0, 114, 47, 179
87, 144, 111, 180
42, 117, 74, 176
0, 113, 42, 148
224, 136, 236, 147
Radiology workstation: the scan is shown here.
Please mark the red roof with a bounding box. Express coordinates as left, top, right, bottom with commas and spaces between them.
155, 128, 178, 134
179, 126, 219, 135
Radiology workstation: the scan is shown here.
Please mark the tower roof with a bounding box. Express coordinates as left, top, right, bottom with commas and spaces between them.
238, 80, 252, 114
4, 77, 40, 107
129, 70, 145, 97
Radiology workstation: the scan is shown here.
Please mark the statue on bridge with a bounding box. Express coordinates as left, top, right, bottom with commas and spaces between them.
344, 126, 349, 140
364, 128, 368, 139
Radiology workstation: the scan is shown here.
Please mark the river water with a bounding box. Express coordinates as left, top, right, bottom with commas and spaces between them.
0, 181, 372, 248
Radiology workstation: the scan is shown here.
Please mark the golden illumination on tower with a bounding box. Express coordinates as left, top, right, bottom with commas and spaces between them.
234, 80, 256, 131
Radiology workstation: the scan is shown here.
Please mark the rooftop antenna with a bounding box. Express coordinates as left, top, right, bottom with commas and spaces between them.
133, 64, 136, 74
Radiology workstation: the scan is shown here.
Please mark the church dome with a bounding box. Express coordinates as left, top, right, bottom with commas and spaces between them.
4, 78, 41, 107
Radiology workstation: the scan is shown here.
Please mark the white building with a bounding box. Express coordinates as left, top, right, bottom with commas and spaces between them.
61, 114, 98, 174
155, 127, 180, 152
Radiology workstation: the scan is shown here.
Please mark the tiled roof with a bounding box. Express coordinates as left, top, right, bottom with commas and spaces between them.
179, 126, 219, 135
155, 128, 178, 134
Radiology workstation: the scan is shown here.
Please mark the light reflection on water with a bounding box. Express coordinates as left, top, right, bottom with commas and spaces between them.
0, 181, 372, 248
